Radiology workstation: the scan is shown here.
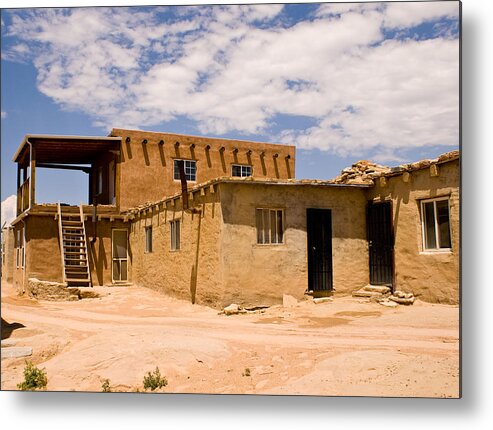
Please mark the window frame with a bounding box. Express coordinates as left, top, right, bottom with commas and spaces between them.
255, 208, 285, 245
173, 159, 197, 182
112, 228, 129, 283
144, 226, 153, 254
231, 164, 253, 178
420, 197, 452, 252
170, 219, 181, 251
15, 228, 25, 270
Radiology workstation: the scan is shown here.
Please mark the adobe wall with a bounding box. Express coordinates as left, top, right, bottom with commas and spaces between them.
218, 183, 369, 307
1, 227, 15, 283
21, 216, 128, 288
110, 129, 296, 210
366, 159, 460, 304
129, 190, 223, 307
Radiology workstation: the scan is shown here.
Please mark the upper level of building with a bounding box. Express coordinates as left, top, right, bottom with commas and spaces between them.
110, 129, 296, 210
11, 129, 296, 217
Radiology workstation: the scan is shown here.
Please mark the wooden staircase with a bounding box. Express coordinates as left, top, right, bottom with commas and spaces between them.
57, 203, 92, 287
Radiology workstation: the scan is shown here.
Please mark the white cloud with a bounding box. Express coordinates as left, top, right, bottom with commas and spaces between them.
1, 111, 6, 119
1, 195, 17, 227
2, 3, 459, 157
384, 1, 459, 28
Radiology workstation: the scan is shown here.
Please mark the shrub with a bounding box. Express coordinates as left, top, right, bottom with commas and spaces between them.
17, 361, 48, 391
242, 367, 251, 377
101, 379, 111, 393
143, 367, 168, 391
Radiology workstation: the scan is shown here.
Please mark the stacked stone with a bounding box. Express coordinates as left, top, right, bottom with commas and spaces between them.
333, 160, 391, 185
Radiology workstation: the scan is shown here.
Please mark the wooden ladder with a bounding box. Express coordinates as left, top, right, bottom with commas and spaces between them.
57, 202, 92, 287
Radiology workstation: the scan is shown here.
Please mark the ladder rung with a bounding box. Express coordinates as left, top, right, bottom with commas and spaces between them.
64, 251, 86, 255
63, 234, 85, 238
62, 221, 83, 225
66, 278, 90, 283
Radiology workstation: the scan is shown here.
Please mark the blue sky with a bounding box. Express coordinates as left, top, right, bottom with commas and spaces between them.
0, 1, 459, 224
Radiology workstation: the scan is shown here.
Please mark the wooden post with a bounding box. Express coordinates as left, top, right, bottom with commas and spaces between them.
29, 145, 36, 208
115, 152, 121, 210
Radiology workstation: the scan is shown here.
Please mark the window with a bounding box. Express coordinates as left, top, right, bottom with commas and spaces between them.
144, 226, 153, 253
170, 219, 181, 250
173, 159, 196, 181
421, 198, 452, 250
256, 208, 284, 244
232, 164, 252, 177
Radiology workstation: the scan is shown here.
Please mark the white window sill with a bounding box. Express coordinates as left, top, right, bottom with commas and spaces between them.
419, 249, 452, 255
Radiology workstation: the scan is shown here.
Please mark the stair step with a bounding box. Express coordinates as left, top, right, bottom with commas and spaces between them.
362, 285, 391, 294
63, 226, 84, 230
65, 264, 88, 268
62, 221, 83, 226
64, 251, 86, 255
352, 291, 384, 298
63, 232, 85, 237
66, 278, 90, 283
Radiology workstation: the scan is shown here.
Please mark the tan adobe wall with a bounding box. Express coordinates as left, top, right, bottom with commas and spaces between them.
218, 183, 369, 307
110, 129, 296, 210
366, 159, 459, 304
1, 227, 15, 283
129, 190, 223, 307
21, 216, 128, 288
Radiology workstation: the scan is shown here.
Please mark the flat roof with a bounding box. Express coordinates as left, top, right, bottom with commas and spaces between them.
13, 134, 121, 165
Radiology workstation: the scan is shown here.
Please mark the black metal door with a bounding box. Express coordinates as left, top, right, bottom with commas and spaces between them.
367, 201, 394, 286
307, 208, 333, 292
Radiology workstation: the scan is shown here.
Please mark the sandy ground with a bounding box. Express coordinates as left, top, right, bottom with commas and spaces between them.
1, 281, 459, 397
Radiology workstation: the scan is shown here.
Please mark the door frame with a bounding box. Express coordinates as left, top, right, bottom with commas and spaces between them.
111, 228, 129, 283
367, 200, 395, 288
306, 207, 333, 294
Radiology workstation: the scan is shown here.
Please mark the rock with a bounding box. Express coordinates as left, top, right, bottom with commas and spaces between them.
1, 339, 17, 348
378, 299, 399, 308
27, 278, 80, 301
224, 304, 240, 315
1, 346, 33, 359
404, 293, 414, 299
283, 294, 298, 308
394, 290, 406, 298
313, 297, 333, 304
389, 295, 415, 305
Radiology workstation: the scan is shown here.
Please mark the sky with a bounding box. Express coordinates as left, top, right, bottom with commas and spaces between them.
0, 1, 460, 225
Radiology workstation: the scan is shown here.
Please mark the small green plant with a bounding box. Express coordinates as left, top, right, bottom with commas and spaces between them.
143, 367, 168, 391
101, 379, 111, 393
17, 361, 47, 391
242, 367, 251, 377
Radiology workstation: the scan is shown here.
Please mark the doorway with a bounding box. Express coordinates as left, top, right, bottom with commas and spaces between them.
307, 208, 333, 293
367, 201, 394, 286
112, 229, 128, 283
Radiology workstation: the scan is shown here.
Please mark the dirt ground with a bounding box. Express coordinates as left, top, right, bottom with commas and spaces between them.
1, 281, 459, 397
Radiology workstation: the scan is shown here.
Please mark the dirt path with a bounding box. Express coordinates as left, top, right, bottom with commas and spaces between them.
1, 281, 459, 397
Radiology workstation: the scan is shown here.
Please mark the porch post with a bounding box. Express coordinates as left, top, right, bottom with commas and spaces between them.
29, 144, 36, 208
16, 164, 21, 215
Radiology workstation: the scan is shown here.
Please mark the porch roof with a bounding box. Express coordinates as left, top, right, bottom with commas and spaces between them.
12, 134, 121, 165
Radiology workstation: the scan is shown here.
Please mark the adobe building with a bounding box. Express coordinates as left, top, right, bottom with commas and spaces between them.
5, 129, 460, 307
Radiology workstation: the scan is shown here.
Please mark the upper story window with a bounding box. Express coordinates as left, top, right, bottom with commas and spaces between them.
174, 159, 196, 182
144, 226, 153, 253
256, 208, 284, 245
421, 197, 452, 251
232, 164, 252, 177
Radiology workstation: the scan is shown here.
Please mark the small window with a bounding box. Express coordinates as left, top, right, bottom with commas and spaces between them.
174, 160, 196, 181
421, 198, 452, 250
256, 208, 284, 244
170, 219, 181, 250
232, 164, 252, 177
144, 226, 153, 253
